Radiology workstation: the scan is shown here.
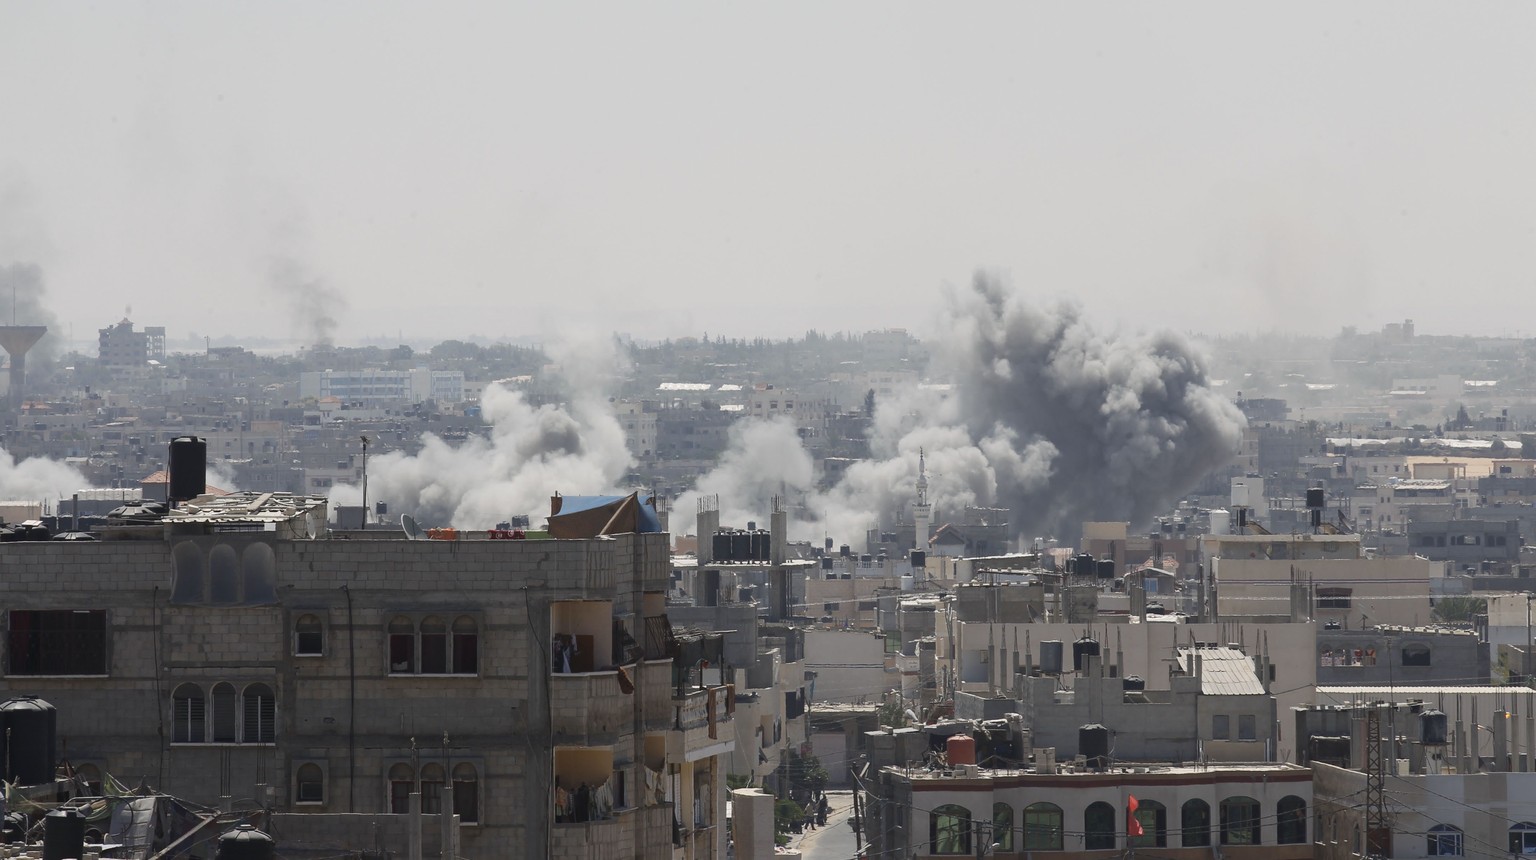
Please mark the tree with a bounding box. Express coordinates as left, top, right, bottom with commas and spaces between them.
1432, 596, 1486, 625
863, 388, 876, 417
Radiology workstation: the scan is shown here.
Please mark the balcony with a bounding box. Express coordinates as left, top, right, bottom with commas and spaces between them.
549, 670, 631, 744
666, 685, 735, 763
550, 803, 673, 858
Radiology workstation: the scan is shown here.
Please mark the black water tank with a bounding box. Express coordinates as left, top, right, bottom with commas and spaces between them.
216, 825, 275, 860
169, 436, 207, 502
840, 544, 851, 558
1096, 559, 1116, 579
2, 696, 56, 785
750, 530, 769, 561
730, 530, 751, 561
1422, 709, 1449, 745
1307, 488, 1326, 509
1039, 641, 1064, 675
1122, 675, 1146, 691
825, 537, 834, 551
712, 531, 731, 562
1079, 724, 1110, 769
42, 809, 84, 860
1072, 637, 1101, 671
910, 550, 926, 569
821, 557, 833, 570
1075, 553, 1094, 574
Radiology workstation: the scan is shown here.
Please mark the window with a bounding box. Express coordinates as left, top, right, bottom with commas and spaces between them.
172, 683, 206, 744
1084, 801, 1116, 850
453, 763, 479, 824
1023, 802, 1063, 850
930, 804, 971, 854
390, 615, 478, 676
1181, 799, 1211, 847
1428, 824, 1463, 856
1212, 714, 1230, 740
421, 616, 449, 674
1219, 796, 1260, 845
294, 614, 324, 656
1402, 643, 1432, 667
8, 610, 107, 676
296, 763, 325, 804
1512, 822, 1536, 854
1277, 796, 1307, 845
992, 803, 1013, 852
1317, 587, 1353, 610
210, 545, 239, 604
211, 682, 238, 743
242, 683, 275, 743
1238, 714, 1257, 741
389, 763, 414, 814
420, 763, 445, 815
389, 616, 416, 673
1130, 800, 1167, 848
453, 616, 479, 674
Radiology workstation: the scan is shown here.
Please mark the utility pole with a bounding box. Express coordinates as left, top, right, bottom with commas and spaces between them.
1364, 707, 1390, 856
360, 435, 370, 526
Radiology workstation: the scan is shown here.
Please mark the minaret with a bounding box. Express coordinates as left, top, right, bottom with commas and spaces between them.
913, 448, 932, 553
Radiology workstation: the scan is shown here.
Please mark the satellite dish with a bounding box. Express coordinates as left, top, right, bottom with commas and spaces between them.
401, 514, 425, 540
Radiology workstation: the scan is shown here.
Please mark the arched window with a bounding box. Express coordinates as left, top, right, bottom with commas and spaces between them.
242, 543, 277, 603
453, 616, 479, 674
421, 616, 449, 674
296, 763, 324, 804
171, 543, 206, 603
295, 614, 324, 656
242, 683, 275, 743
929, 804, 971, 855
1084, 801, 1116, 850
420, 763, 446, 815
1023, 802, 1063, 851
1510, 822, 1536, 854
211, 682, 238, 743
1402, 642, 1432, 667
1181, 799, 1211, 847
1220, 796, 1261, 845
992, 802, 1013, 852
1130, 799, 1167, 848
453, 762, 479, 824
388, 763, 414, 814
1428, 824, 1464, 856
389, 616, 416, 674
209, 544, 240, 604
1277, 795, 1307, 845
172, 683, 205, 744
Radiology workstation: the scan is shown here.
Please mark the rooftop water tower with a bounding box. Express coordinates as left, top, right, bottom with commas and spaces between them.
0, 326, 46, 409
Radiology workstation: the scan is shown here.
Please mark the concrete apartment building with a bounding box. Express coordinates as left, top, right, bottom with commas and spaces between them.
0, 492, 733, 860
299, 368, 466, 407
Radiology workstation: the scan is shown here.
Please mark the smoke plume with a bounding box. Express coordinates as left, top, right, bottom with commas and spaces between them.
329, 335, 634, 527
683, 273, 1245, 542
270, 257, 347, 348
0, 262, 60, 360
0, 446, 87, 502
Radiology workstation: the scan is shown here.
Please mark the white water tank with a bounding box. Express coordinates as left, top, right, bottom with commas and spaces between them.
1209, 509, 1230, 536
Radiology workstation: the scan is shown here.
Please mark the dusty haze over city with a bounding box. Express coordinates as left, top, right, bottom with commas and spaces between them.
4, 3, 1536, 348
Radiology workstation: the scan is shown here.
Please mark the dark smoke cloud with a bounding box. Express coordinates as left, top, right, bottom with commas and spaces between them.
683, 272, 1245, 542
269, 257, 347, 348
938, 272, 1245, 535
0, 262, 60, 360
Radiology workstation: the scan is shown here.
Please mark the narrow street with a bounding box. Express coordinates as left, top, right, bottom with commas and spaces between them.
785, 790, 860, 860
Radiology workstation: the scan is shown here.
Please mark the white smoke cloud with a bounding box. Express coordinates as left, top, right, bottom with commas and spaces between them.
331, 334, 634, 528
0, 447, 87, 503
680, 273, 1245, 544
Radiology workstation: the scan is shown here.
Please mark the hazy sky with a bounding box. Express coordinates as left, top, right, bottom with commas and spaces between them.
3, 3, 1535, 348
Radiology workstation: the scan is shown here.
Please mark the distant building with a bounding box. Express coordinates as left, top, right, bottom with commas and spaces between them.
299, 369, 465, 407
98, 319, 165, 366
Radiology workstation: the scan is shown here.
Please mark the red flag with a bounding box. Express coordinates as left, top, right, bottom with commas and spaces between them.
1127, 795, 1143, 837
